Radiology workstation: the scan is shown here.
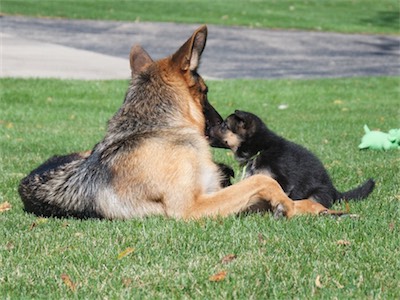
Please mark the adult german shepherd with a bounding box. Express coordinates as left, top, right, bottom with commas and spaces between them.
19, 26, 345, 220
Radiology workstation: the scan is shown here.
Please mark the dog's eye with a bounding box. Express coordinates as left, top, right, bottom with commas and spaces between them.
198, 83, 208, 95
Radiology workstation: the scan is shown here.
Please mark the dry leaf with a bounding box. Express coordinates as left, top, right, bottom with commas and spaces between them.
58, 246, 70, 253
258, 233, 266, 244
61, 273, 76, 292
221, 254, 237, 264
117, 247, 135, 260
62, 221, 70, 228
36, 217, 48, 224
6, 242, 14, 251
337, 240, 351, 246
209, 270, 227, 282
345, 201, 350, 213
333, 279, 344, 289
29, 222, 37, 231
315, 275, 323, 288
357, 274, 364, 288
333, 99, 343, 105
0, 201, 12, 213
29, 217, 48, 230
389, 222, 395, 231
122, 277, 132, 288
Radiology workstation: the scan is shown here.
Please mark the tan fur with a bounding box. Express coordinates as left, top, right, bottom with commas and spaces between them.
78, 150, 92, 158
224, 131, 242, 152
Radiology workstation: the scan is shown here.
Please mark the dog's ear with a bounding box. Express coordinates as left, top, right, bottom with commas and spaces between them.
234, 110, 248, 129
233, 110, 258, 136
172, 25, 207, 72
129, 45, 154, 76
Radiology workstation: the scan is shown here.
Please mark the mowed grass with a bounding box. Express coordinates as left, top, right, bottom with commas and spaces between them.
1, 0, 399, 34
0, 77, 399, 299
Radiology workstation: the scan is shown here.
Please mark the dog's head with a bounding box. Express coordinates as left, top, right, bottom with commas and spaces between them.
208, 110, 262, 151
128, 25, 223, 141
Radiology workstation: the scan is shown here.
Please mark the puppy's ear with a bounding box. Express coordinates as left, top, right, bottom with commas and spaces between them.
172, 25, 207, 72
234, 110, 250, 129
130, 45, 154, 76
234, 110, 250, 121
234, 110, 257, 136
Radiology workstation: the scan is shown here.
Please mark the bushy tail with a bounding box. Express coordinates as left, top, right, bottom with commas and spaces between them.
339, 179, 375, 201
18, 151, 102, 219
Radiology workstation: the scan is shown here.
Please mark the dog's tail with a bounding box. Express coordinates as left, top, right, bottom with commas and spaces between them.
18, 151, 103, 219
339, 178, 375, 201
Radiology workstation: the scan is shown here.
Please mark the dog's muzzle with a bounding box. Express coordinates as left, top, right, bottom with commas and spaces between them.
203, 99, 229, 148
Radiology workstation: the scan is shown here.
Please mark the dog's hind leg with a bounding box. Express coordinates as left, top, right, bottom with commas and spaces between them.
184, 175, 347, 219
184, 174, 295, 219
292, 199, 347, 216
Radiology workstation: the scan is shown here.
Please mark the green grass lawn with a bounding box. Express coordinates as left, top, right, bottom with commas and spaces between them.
1, 0, 399, 34
0, 77, 399, 299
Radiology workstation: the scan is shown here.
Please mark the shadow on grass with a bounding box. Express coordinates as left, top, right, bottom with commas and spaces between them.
361, 11, 400, 31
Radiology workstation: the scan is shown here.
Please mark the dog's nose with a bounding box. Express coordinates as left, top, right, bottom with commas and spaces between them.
206, 125, 229, 149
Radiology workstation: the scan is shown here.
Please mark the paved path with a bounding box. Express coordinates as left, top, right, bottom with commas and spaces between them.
1, 15, 399, 80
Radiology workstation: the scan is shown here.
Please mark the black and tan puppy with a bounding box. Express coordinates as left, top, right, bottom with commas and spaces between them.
211, 110, 375, 208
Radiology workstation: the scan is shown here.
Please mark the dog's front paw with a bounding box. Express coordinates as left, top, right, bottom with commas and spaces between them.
273, 204, 286, 219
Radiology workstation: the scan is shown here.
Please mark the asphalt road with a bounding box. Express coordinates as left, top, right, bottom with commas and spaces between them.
1, 15, 399, 80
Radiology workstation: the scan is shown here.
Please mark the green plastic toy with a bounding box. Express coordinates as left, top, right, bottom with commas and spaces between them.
388, 128, 400, 145
359, 125, 400, 150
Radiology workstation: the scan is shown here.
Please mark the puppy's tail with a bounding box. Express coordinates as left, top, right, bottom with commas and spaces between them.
339, 179, 375, 201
